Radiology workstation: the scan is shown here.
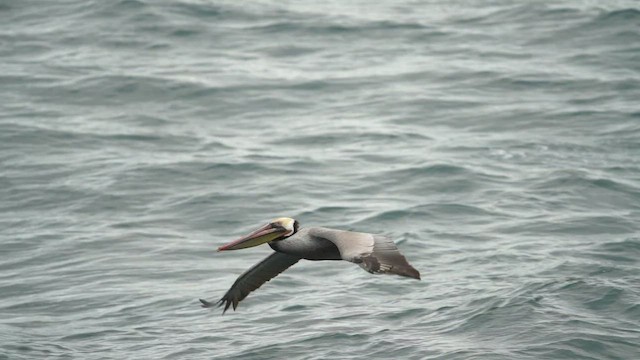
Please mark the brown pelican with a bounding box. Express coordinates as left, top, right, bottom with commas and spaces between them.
200, 217, 420, 313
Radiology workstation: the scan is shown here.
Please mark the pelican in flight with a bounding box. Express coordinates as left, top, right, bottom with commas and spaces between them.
200, 217, 420, 313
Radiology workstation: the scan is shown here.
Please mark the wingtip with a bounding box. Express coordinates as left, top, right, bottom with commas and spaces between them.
412, 270, 421, 280
200, 298, 231, 315
401, 268, 421, 280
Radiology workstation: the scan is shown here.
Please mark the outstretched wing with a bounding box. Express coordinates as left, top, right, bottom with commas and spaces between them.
200, 252, 301, 314
308, 227, 420, 280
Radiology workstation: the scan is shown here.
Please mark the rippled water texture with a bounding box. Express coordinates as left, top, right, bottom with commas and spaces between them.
1, 0, 640, 359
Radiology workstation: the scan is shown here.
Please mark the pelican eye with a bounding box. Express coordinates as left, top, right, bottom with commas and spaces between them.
270, 223, 286, 230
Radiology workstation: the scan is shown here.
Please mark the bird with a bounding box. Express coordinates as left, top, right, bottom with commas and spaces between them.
200, 217, 420, 313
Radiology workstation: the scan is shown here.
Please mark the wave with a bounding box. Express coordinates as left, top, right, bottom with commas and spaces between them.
592, 8, 640, 27
530, 170, 639, 193
245, 19, 430, 35
451, 4, 587, 26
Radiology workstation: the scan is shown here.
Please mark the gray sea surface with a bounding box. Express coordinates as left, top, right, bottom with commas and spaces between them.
2, 0, 640, 359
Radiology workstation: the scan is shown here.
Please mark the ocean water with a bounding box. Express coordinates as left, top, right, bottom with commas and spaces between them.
1, 0, 640, 359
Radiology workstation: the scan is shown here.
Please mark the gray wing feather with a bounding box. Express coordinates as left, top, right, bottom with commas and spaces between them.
200, 252, 300, 313
308, 228, 420, 280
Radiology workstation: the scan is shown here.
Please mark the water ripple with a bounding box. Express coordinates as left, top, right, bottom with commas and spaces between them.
2, 0, 640, 359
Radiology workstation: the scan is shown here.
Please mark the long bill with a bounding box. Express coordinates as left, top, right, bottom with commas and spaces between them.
217, 223, 287, 251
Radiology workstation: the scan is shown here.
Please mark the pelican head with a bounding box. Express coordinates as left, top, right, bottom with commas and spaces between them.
217, 217, 299, 251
